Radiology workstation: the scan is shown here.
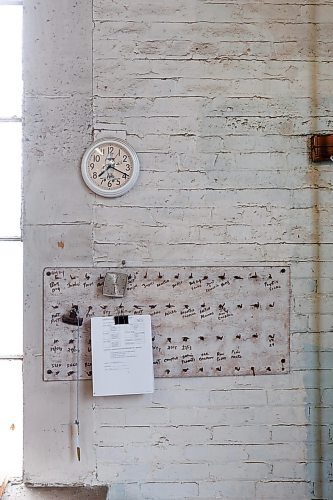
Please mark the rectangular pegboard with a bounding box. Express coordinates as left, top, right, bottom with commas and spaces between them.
43, 266, 290, 381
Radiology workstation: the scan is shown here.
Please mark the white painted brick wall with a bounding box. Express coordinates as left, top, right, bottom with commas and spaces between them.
23, 0, 333, 499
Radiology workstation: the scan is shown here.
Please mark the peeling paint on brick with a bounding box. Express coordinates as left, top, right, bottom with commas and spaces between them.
23, 0, 333, 498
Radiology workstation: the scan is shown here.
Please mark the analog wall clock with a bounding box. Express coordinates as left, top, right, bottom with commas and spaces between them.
81, 137, 140, 197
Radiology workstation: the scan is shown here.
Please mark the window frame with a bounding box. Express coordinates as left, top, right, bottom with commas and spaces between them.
0, 1, 23, 355
0, 1, 23, 484
0, 1, 22, 5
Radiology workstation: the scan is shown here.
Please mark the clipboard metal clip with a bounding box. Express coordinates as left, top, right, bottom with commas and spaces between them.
114, 305, 129, 325
115, 315, 129, 325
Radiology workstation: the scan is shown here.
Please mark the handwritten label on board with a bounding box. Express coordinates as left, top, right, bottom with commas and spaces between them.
43, 266, 290, 381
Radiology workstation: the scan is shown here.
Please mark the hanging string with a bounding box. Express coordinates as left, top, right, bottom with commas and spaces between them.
75, 308, 81, 461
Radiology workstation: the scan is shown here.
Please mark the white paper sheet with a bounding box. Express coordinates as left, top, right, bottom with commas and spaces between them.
91, 315, 154, 396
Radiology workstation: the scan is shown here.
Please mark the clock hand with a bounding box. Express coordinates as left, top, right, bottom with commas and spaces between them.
99, 168, 113, 178
110, 166, 129, 178
98, 159, 116, 177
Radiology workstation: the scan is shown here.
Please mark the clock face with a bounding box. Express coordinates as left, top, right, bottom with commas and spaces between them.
81, 138, 140, 197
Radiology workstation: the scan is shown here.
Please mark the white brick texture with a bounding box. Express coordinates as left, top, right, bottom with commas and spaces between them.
23, 0, 333, 498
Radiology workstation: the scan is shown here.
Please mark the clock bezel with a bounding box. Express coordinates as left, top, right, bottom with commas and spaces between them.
81, 137, 140, 198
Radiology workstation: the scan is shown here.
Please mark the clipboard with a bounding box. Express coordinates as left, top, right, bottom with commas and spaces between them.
91, 315, 154, 396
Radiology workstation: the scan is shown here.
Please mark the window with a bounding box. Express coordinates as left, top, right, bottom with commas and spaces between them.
0, 0, 23, 487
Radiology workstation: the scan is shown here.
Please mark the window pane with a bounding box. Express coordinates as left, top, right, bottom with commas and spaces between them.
0, 122, 21, 237
0, 5, 22, 118
0, 242, 22, 356
0, 360, 22, 480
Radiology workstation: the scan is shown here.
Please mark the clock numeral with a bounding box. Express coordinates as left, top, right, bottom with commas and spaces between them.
108, 146, 113, 154
93, 172, 97, 179
122, 174, 127, 179
116, 179, 121, 186
90, 163, 95, 170
123, 154, 128, 162
125, 164, 131, 171
108, 180, 112, 188
93, 154, 101, 162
